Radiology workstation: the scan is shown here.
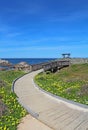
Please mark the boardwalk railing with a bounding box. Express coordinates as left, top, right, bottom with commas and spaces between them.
43, 60, 70, 72
31, 60, 70, 72
31, 63, 45, 71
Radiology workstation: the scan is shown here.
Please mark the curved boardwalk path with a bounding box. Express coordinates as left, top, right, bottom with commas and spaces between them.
14, 69, 88, 130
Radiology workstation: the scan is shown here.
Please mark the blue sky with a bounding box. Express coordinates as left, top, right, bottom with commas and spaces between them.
0, 0, 88, 58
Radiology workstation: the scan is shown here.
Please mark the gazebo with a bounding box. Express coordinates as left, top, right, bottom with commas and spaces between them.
62, 53, 71, 58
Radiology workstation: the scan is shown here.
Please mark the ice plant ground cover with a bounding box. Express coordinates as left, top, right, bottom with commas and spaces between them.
0, 70, 27, 130
35, 64, 88, 105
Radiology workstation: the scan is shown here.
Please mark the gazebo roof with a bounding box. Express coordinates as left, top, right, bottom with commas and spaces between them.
62, 53, 70, 55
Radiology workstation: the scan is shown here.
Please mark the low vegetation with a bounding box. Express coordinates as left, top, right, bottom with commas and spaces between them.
35, 63, 88, 105
0, 70, 27, 130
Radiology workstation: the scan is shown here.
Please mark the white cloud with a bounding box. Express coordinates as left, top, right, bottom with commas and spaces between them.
6, 32, 22, 37
0, 43, 88, 52
0, 23, 23, 38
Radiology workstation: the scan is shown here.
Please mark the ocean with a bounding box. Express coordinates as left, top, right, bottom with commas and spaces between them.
1, 58, 56, 65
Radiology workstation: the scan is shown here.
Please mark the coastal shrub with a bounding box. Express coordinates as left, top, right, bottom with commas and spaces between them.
77, 84, 88, 96
0, 80, 6, 88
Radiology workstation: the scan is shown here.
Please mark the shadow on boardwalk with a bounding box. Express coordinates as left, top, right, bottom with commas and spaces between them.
14, 69, 88, 130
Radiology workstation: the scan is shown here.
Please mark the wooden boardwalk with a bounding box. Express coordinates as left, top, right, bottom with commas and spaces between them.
43, 60, 70, 72
30, 59, 70, 72
14, 70, 88, 130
